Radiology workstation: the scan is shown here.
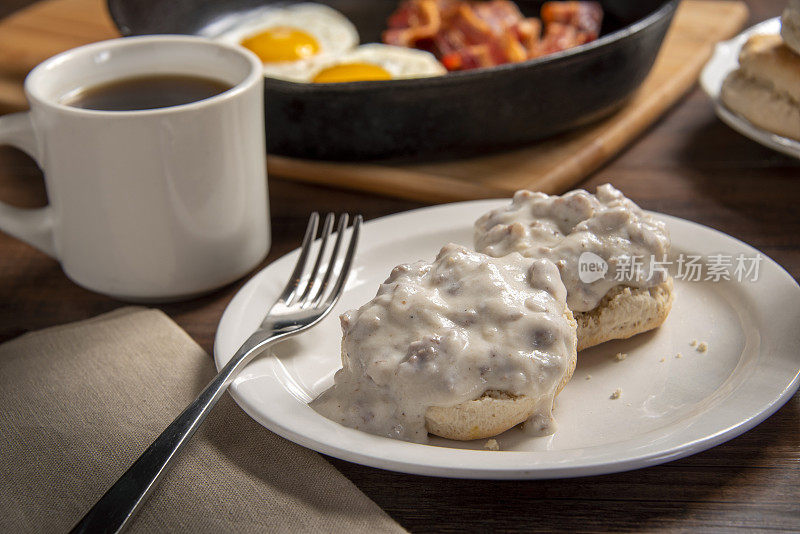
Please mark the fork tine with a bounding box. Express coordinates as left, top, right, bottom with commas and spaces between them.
277, 212, 319, 304
297, 212, 335, 304
309, 213, 348, 307
320, 215, 362, 309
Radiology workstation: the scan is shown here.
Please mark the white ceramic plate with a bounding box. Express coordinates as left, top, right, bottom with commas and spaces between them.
700, 17, 800, 159
214, 201, 800, 479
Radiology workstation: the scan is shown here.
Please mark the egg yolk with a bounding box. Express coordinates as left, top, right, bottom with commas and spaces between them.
241, 27, 320, 63
312, 63, 393, 83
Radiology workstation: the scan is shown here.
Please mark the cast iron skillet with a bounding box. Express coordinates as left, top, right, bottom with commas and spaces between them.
107, 0, 678, 160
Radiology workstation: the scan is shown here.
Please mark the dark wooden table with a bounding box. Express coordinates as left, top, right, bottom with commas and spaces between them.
1, 0, 798, 531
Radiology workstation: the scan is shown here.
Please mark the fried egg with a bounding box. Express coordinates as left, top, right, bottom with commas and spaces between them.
215, 3, 359, 82
310, 44, 446, 83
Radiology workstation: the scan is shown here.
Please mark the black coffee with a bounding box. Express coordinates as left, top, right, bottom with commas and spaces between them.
63, 74, 233, 111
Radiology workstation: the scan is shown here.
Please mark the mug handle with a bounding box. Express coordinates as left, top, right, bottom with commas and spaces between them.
0, 112, 55, 257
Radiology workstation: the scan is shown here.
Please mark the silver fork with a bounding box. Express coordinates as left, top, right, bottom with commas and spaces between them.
71, 212, 362, 534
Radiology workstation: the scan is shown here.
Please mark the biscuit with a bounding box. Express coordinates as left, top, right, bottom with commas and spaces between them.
720, 34, 800, 141
425, 308, 577, 441
781, 0, 800, 55
575, 277, 674, 351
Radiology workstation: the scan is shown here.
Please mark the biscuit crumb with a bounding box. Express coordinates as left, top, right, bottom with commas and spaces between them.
610, 388, 622, 400
676, 353, 682, 359
690, 340, 697, 347
614, 352, 627, 361
697, 342, 708, 353
585, 374, 592, 380
659, 357, 665, 363
484, 438, 500, 451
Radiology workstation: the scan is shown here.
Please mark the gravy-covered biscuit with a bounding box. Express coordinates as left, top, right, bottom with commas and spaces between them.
474, 184, 673, 349
312, 244, 577, 443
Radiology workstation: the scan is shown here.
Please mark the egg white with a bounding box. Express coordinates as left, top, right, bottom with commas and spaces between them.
215, 3, 359, 82
309, 44, 447, 82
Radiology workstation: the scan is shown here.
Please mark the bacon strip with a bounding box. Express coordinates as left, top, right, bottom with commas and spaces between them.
382, 0, 603, 71
541, 1, 603, 39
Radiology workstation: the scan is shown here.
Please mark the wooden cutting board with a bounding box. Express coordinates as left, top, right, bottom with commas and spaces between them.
0, 0, 747, 202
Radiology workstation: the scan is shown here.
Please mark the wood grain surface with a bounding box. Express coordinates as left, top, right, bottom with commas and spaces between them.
0, 0, 798, 532
0, 0, 747, 201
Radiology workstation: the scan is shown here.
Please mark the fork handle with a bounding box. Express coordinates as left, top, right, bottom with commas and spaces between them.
70, 332, 277, 534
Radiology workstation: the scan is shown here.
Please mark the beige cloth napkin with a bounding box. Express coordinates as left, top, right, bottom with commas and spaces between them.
0, 307, 405, 533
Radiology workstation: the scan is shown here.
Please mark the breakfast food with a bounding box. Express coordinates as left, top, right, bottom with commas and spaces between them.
311, 244, 578, 443
216, 3, 446, 82
383, 0, 602, 71
474, 184, 673, 350
310, 44, 446, 83
215, 3, 359, 82
573, 277, 674, 351
782, 0, 800, 55
720, 34, 800, 141
217, 0, 602, 81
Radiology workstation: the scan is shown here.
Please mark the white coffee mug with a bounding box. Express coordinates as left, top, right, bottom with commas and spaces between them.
0, 36, 270, 301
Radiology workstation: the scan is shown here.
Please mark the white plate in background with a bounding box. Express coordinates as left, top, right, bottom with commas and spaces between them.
700, 17, 800, 159
214, 201, 800, 479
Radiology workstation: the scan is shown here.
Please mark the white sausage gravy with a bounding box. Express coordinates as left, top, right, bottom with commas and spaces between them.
311, 244, 576, 443
474, 184, 670, 312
